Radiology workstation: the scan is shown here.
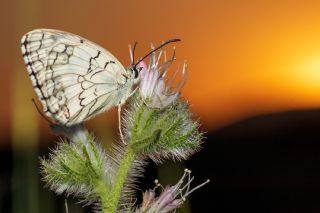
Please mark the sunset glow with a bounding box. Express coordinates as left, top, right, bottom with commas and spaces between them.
2, 0, 320, 142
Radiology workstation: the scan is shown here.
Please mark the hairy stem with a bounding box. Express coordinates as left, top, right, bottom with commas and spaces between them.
96, 179, 110, 211
103, 148, 136, 213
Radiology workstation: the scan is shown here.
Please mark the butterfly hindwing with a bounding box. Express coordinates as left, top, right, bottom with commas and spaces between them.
21, 29, 130, 125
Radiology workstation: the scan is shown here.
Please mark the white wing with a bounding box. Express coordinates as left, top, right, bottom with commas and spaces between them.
21, 29, 130, 126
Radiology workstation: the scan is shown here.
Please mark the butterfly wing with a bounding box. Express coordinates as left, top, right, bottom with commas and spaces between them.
21, 29, 130, 126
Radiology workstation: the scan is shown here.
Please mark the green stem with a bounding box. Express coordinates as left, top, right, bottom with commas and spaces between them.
96, 179, 110, 210
102, 148, 136, 213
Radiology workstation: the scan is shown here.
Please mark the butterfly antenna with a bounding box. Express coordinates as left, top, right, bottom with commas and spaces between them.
31, 98, 54, 125
131, 42, 138, 65
134, 38, 181, 69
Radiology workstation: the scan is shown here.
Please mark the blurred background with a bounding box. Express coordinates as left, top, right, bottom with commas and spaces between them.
2, 0, 320, 212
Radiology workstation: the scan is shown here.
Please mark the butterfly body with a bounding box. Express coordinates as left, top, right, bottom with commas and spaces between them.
21, 29, 139, 126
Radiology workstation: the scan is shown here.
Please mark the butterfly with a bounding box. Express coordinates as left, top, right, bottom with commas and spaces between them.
21, 29, 179, 126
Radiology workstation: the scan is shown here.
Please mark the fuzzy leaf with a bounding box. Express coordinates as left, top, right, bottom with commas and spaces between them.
41, 132, 114, 204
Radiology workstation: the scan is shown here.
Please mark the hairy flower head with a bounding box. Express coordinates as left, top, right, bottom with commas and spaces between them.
123, 45, 203, 161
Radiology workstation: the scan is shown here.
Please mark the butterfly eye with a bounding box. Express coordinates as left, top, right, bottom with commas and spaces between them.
133, 67, 139, 79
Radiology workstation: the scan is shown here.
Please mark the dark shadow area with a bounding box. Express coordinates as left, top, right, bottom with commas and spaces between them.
188, 109, 320, 213
0, 149, 12, 212
2, 109, 320, 212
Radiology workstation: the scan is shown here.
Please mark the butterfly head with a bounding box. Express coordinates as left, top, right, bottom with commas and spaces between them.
127, 65, 142, 84
128, 39, 181, 85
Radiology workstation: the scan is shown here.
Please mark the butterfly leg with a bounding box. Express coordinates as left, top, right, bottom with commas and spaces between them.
117, 88, 138, 144
128, 87, 139, 98
118, 104, 125, 144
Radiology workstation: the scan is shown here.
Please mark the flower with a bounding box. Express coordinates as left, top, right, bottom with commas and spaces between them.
123, 45, 203, 161
137, 46, 188, 109
135, 169, 210, 213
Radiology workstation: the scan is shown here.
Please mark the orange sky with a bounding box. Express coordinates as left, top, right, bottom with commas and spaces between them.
2, 0, 320, 144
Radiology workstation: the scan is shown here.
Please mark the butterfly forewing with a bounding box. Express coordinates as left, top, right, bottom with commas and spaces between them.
21, 29, 131, 126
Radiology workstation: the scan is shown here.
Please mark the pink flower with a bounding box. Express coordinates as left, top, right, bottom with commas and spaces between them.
136, 169, 210, 213
137, 47, 187, 109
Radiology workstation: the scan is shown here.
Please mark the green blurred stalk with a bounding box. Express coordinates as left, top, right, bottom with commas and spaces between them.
12, 0, 40, 213
12, 58, 40, 213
